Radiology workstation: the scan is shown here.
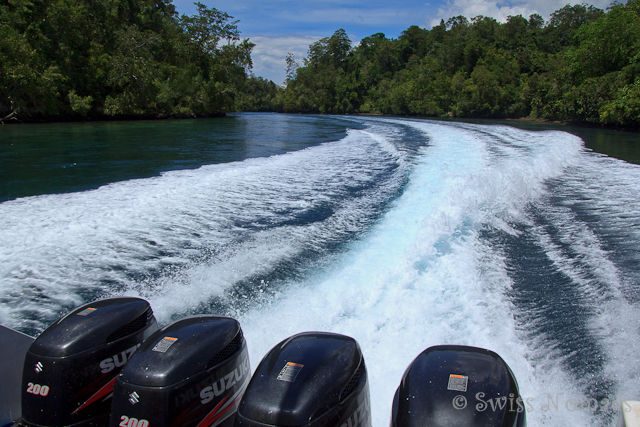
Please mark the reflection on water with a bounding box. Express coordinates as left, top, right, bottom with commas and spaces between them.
2, 114, 639, 204
0, 113, 353, 202
573, 127, 640, 165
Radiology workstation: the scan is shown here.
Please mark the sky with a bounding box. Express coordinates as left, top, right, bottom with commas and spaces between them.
171, 0, 613, 85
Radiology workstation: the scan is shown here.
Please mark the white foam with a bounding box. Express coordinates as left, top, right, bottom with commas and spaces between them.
537, 152, 640, 408
2, 117, 638, 427
0, 128, 407, 330
238, 120, 595, 427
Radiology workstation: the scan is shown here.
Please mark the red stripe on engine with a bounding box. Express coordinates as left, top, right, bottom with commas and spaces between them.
72, 376, 117, 414
196, 396, 229, 427
197, 392, 244, 427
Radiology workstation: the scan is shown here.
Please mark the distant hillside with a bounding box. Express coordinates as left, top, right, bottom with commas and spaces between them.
258, 1, 639, 128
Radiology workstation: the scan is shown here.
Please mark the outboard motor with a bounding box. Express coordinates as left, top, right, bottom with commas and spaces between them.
109, 315, 249, 427
391, 345, 526, 427
20, 297, 158, 427
235, 332, 370, 427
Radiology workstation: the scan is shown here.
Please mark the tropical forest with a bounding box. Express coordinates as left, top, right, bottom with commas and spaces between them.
2, 0, 640, 128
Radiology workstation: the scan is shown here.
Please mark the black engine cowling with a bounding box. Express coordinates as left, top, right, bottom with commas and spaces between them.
235, 332, 370, 427
390, 345, 526, 427
109, 315, 250, 427
20, 297, 158, 427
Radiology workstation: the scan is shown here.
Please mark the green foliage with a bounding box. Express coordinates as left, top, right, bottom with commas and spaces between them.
5, 0, 640, 127
235, 76, 283, 112
285, 52, 299, 82
179, 2, 239, 55
567, 2, 640, 79
307, 29, 351, 68
600, 80, 640, 126
68, 90, 93, 115
0, 0, 255, 119
280, 0, 640, 127
543, 3, 604, 50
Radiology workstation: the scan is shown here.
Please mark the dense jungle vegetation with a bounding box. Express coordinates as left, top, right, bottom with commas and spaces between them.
2, 0, 639, 127
0, 0, 253, 120
246, 0, 640, 128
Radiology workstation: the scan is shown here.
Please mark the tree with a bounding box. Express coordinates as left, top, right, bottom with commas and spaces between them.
307, 29, 351, 68
542, 3, 604, 50
446, 16, 470, 29
285, 52, 299, 82
0, 0, 256, 119
179, 2, 239, 55
567, 1, 640, 78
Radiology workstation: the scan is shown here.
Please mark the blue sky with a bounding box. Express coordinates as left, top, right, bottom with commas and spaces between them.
172, 0, 611, 85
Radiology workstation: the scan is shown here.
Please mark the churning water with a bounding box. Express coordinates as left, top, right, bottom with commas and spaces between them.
1, 115, 639, 426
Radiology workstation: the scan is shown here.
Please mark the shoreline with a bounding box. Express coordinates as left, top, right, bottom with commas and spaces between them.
2, 110, 639, 134
353, 113, 640, 133
0, 111, 226, 125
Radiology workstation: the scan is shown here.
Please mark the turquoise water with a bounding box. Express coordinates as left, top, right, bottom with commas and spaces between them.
0, 113, 355, 202
1, 114, 639, 427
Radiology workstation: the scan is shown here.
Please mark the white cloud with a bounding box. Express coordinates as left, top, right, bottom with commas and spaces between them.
279, 7, 422, 27
429, 0, 613, 26
247, 35, 323, 84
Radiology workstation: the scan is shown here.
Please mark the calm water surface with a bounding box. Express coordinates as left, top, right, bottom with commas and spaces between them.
0, 113, 355, 202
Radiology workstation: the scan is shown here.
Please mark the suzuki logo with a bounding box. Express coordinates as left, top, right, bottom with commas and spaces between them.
35, 362, 43, 373
129, 392, 140, 405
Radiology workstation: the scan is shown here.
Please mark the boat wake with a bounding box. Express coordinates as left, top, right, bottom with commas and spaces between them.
1, 117, 639, 426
